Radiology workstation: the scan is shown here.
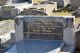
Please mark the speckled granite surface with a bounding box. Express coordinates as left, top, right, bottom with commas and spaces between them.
16, 39, 63, 53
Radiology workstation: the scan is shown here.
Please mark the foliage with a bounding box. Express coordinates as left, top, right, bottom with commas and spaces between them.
52, 10, 72, 16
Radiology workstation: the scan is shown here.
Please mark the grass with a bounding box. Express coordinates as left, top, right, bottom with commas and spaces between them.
32, 0, 46, 3
75, 17, 80, 24
52, 11, 72, 16
51, 10, 80, 24
0, 19, 14, 22
0, 19, 14, 29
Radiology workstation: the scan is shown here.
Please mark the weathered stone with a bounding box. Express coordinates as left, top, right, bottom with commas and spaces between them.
70, 0, 80, 10
0, 0, 6, 5
32, 2, 57, 15
50, 0, 70, 7
72, 7, 80, 17
0, 5, 20, 18
76, 31, 80, 50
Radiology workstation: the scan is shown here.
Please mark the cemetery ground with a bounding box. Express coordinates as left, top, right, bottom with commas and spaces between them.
52, 7, 72, 16
52, 9, 80, 24
0, 9, 80, 53
52, 11, 72, 16
0, 19, 14, 53
0, 19, 14, 35
0, 10, 80, 32
0, 8, 80, 33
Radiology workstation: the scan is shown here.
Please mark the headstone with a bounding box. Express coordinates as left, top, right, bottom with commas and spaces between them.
72, 7, 80, 17
0, 5, 19, 18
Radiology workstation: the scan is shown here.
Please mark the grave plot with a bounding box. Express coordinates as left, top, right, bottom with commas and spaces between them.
0, 20, 14, 35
